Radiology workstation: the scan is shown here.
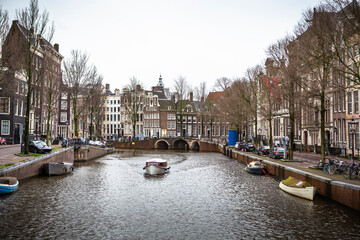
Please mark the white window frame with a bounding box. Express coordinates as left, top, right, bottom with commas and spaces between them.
1, 120, 10, 135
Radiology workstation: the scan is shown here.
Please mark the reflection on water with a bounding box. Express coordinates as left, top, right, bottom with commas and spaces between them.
0, 149, 359, 239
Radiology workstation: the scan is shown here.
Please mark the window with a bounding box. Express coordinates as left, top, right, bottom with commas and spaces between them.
348, 92, 352, 114
355, 91, 359, 114
60, 112, 67, 122
18, 100, 22, 116
168, 106, 171, 110
1, 120, 10, 135
15, 99, 18, 116
0, 98, 10, 114
61, 100, 67, 110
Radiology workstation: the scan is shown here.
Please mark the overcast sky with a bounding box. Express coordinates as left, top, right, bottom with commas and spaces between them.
2, 0, 322, 92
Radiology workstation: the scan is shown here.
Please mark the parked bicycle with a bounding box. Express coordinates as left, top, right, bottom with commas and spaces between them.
323, 158, 349, 175
347, 160, 360, 180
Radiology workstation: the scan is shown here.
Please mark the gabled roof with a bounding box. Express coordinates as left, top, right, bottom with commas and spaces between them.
206, 91, 224, 104
11, 20, 62, 58
159, 99, 175, 111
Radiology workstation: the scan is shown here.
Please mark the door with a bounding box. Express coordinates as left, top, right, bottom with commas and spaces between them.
304, 131, 308, 146
14, 124, 20, 144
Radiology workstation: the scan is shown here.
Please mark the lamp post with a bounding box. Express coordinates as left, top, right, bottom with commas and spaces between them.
349, 119, 358, 160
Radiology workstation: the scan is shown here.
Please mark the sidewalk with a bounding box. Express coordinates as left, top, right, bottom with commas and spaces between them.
0, 144, 62, 167
268, 150, 360, 185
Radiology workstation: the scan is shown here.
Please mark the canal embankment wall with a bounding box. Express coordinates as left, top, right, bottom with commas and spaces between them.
220, 145, 360, 212
0, 146, 114, 180
75, 146, 114, 162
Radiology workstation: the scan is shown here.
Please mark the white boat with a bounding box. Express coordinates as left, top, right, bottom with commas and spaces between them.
245, 160, 266, 175
279, 176, 316, 201
43, 162, 74, 176
143, 158, 170, 175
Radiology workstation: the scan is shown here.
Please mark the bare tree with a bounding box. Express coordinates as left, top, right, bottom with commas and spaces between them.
0, 5, 9, 86
43, 53, 61, 145
2, 0, 55, 153
63, 49, 92, 137
325, 0, 360, 85
194, 81, 208, 137
242, 66, 263, 147
0, 5, 9, 57
265, 35, 302, 158
173, 76, 189, 137
214, 77, 232, 91
294, 5, 336, 162
86, 69, 104, 140
122, 76, 144, 139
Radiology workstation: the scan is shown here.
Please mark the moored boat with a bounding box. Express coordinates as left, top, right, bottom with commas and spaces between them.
143, 158, 170, 175
279, 176, 316, 201
0, 177, 19, 195
43, 162, 74, 176
245, 160, 266, 175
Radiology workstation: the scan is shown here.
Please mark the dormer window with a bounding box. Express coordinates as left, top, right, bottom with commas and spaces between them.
168, 106, 171, 110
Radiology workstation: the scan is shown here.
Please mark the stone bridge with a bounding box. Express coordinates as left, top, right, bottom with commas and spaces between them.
153, 138, 199, 150
114, 138, 218, 151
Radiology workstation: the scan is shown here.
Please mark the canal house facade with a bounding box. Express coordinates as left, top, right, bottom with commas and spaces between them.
1, 20, 63, 144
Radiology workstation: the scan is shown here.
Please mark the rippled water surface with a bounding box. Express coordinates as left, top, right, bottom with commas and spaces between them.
1, 150, 359, 239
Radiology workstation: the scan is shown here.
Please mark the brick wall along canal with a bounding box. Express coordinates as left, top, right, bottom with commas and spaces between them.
1, 150, 359, 239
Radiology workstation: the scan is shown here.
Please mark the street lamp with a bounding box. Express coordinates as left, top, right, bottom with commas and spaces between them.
349, 119, 358, 160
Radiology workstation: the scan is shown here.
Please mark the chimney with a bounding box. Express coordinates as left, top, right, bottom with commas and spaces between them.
106, 84, 110, 91
201, 96, 204, 102
189, 92, 193, 102
54, 43, 59, 52
171, 94, 175, 103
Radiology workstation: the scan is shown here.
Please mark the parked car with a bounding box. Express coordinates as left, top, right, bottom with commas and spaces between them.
235, 142, 246, 150
269, 147, 285, 159
257, 146, 270, 155
29, 140, 52, 154
244, 144, 255, 152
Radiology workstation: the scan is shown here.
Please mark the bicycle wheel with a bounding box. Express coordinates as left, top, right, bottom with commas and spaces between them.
347, 168, 355, 179
323, 164, 329, 173
327, 165, 337, 175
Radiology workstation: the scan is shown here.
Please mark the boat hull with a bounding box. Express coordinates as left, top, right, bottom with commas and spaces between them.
245, 161, 265, 175
144, 165, 169, 175
279, 181, 316, 201
44, 162, 74, 176
245, 166, 263, 174
0, 182, 18, 195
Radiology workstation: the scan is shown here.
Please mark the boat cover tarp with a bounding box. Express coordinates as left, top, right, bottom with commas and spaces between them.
0, 177, 18, 185
282, 176, 312, 188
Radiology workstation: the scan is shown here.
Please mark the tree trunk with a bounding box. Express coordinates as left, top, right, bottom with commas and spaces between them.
289, 79, 295, 160
24, 77, 31, 154
268, 118, 273, 149
321, 89, 326, 162
46, 111, 51, 145
254, 110, 258, 148
73, 100, 78, 137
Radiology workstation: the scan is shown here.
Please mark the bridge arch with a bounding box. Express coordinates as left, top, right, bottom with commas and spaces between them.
173, 139, 189, 150
154, 139, 170, 149
190, 141, 200, 151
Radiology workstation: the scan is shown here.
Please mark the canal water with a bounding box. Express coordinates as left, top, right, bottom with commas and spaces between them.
1, 150, 359, 239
